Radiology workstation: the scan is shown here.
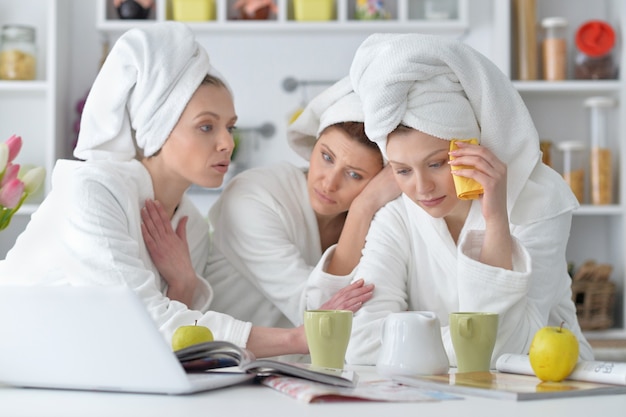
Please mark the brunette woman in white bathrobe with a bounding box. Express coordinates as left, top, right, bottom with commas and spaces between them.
141, 79, 401, 329
0, 23, 371, 359
306, 34, 594, 367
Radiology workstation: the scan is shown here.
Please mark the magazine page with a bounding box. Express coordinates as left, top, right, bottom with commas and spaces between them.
394, 371, 626, 401
261, 375, 462, 403
243, 360, 358, 388
496, 353, 626, 385
174, 341, 357, 387
175, 340, 254, 372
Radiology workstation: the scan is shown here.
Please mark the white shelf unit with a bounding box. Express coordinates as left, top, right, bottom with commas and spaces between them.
0, 0, 70, 256
495, 0, 626, 340
97, 0, 468, 34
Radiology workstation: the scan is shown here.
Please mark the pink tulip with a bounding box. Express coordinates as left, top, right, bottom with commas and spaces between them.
0, 178, 24, 209
5, 135, 22, 163
1, 163, 20, 187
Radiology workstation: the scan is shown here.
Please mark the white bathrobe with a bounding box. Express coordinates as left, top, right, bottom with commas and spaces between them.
206, 162, 325, 327
309, 190, 594, 366
316, 33, 595, 366
0, 159, 251, 347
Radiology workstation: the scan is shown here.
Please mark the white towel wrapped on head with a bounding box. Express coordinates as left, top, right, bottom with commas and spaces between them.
287, 77, 364, 160
349, 33, 578, 225
74, 22, 228, 161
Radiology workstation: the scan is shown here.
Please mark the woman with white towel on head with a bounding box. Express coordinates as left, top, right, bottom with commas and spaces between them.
0, 22, 323, 359
306, 33, 594, 366
142, 77, 401, 329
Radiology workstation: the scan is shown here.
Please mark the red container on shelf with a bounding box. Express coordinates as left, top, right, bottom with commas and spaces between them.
574, 20, 618, 80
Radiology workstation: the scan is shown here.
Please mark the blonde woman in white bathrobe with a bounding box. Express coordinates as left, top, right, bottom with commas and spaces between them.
143, 79, 401, 328
0, 22, 341, 359
306, 33, 594, 367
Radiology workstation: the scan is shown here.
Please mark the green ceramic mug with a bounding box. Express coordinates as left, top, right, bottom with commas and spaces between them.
304, 310, 353, 369
449, 312, 499, 373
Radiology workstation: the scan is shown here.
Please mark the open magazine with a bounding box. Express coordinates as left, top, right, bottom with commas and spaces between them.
496, 353, 626, 385
174, 340, 357, 388
394, 370, 626, 401
260, 375, 462, 403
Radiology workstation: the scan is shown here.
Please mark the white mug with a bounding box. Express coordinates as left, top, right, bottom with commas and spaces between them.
376, 311, 449, 377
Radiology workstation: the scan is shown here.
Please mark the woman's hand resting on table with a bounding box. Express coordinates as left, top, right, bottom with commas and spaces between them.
141, 198, 198, 306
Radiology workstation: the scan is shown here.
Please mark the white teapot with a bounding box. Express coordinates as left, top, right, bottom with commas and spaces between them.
376, 311, 449, 377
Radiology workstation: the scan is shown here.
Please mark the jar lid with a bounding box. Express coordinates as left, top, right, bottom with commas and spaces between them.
557, 141, 586, 151
1, 24, 36, 42
584, 96, 617, 108
575, 20, 615, 57
541, 17, 568, 28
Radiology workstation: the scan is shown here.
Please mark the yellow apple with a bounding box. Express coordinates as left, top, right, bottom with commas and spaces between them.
529, 322, 579, 382
171, 320, 214, 351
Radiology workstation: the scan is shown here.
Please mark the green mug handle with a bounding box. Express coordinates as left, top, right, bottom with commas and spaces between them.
460, 316, 473, 339
321, 315, 332, 338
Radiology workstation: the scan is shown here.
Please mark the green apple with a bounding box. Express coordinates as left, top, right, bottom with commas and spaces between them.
529, 322, 579, 382
171, 320, 213, 351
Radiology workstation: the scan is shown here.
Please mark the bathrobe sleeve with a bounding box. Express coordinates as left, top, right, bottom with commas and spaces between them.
344, 200, 415, 365
456, 214, 594, 363
346, 198, 592, 365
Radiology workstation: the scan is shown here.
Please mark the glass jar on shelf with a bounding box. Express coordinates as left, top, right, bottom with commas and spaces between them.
574, 20, 618, 80
0, 25, 37, 81
557, 141, 586, 204
539, 140, 552, 167
115, 0, 153, 19
585, 96, 617, 205
424, 0, 456, 20
355, 0, 391, 20
541, 17, 568, 81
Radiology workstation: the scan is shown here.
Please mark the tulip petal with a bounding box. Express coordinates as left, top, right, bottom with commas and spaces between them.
0, 178, 24, 209
1, 163, 20, 187
21, 166, 46, 195
5, 135, 22, 163
0, 144, 8, 176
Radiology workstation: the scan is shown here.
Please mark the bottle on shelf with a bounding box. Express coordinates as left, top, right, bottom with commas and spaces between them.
513, 0, 538, 80
172, 0, 216, 21
424, 0, 456, 20
355, 0, 391, 20
574, 20, 618, 80
0, 25, 37, 81
115, 0, 154, 19
541, 17, 568, 81
540, 140, 552, 167
293, 0, 335, 21
585, 96, 617, 205
558, 141, 586, 204
233, 0, 277, 20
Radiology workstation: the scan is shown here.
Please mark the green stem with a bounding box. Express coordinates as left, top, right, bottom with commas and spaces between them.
0, 192, 29, 231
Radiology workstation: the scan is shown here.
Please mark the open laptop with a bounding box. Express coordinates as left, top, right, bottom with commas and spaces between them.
0, 285, 254, 395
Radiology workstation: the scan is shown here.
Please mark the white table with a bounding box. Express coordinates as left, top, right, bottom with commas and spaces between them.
1, 366, 625, 417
